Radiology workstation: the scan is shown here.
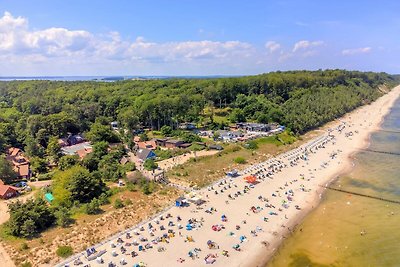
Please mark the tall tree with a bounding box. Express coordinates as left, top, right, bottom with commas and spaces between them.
0, 155, 17, 184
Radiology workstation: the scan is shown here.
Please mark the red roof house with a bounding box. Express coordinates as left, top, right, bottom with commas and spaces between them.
0, 184, 19, 199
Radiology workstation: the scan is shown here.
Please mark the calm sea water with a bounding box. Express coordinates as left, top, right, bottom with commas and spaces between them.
268, 98, 400, 267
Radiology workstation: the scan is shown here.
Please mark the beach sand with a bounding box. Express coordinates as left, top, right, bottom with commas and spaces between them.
55, 84, 399, 267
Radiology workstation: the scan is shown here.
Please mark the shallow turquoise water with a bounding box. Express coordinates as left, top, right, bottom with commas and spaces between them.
267, 98, 400, 267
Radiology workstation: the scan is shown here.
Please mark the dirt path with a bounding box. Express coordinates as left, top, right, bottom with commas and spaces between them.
157, 150, 219, 170
0, 243, 15, 267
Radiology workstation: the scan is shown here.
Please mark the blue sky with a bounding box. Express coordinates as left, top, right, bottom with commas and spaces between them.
0, 0, 399, 75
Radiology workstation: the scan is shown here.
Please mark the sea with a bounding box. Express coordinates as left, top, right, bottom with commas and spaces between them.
267, 97, 400, 267
0, 75, 235, 82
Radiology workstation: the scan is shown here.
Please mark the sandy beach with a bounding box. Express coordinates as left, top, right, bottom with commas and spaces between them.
54, 85, 399, 267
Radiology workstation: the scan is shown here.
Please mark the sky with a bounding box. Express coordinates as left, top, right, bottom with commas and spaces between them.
0, 0, 399, 76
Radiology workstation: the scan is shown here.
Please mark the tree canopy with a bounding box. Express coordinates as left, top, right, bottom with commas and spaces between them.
52, 165, 105, 207
7, 198, 55, 238
0, 70, 397, 145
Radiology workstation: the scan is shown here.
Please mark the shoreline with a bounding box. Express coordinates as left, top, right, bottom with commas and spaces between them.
256, 86, 400, 267
52, 85, 400, 267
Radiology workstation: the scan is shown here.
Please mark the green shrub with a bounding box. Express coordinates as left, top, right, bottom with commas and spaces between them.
54, 207, 72, 227
56, 245, 73, 258
21, 262, 32, 267
124, 162, 136, 172
141, 180, 156, 195
37, 172, 54, 181
113, 198, 124, 209
234, 157, 246, 164
20, 242, 29, 250
245, 140, 258, 150
98, 192, 111, 205
84, 199, 101, 214
124, 199, 133, 206
143, 159, 158, 171
189, 143, 204, 151
126, 182, 137, 192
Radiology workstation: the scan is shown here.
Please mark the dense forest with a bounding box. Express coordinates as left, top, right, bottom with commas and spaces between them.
0, 69, 397, 152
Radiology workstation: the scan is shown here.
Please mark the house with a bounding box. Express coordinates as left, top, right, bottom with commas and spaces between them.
217, 130, 243, 142
154, 138, 168, 147
61, 142, 92, 158
8, 147, 22, 157
120, 156, 130, 165
0, 184, 19, 199
58, 138, 69, 147
179, 143, 192, 149
209, 144, 223, 151
137, 140, 157, 150
76, 147, 93, 159
136, 148, 156, 161
236, 123, 271, 132
15, 164, 31, 179
58, 134, 85, 147
165, 140, 185, 149
6, 147, 31, 179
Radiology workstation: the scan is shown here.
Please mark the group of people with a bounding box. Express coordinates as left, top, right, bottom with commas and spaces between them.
64, 131, 339, 267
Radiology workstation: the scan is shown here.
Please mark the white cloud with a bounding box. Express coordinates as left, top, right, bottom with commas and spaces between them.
265, 41, 281, 53
0, 11, 255, 74
292, 40, 324, 52
342, 47, 371, 55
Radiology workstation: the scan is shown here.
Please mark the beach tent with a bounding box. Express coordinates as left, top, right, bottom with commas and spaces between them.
186, 224, 193, 230
175, 197, 187, 207
244, 175, 257, 184
44, 192, 54, 203
226, 169, 239, 177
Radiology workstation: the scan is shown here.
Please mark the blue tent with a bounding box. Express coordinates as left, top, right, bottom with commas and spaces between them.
175, 197, 186, 207
186, 224, 193, 230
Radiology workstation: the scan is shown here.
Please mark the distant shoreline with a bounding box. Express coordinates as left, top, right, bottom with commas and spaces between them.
0, 75, 242, 82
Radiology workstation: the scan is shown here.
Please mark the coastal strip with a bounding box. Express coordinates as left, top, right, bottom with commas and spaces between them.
58, 85, 400, 267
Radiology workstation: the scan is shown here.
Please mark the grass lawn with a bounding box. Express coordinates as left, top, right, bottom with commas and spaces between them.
166, 139, 290, 188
